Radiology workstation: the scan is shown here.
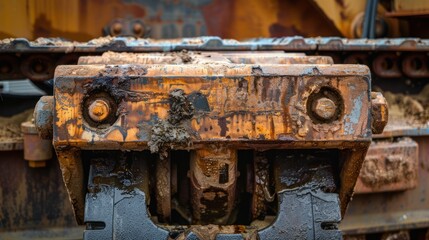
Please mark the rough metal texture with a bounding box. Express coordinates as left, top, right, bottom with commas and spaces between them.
77, 51, 334, 65
52, 64, 371, 148
0, 109, 33, 151
34, 96, 54, 139
1, 37, 429, 53
374, 85, 429, 139
47, 61, 373, 226
29, 49, 386, 239
2, 37, 429, 82
251, 152, 270, 220
370, 92, 389, 135
190, 147, 238, 225
83, 150, 343, 240
258, 189, 342, 240
0, 151, 77, 231
354, 138, 418, 194
84, 155, 168, 240
341, 136, 429, 235
21, 120, 53, 167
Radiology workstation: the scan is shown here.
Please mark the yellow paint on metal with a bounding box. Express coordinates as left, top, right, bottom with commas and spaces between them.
226, 0, 279, 39
0, 0, 342, 40
314, 0, 366, 38
394, 0, 429, 11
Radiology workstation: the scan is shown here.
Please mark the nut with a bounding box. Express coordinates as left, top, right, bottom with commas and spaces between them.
112, 22, 122, 35
21, 120, 53, 167
311, 97, 337, 121
133, 23, 144, 35
34, 96, 54, 139
88, 99, 110, 122
371, 92, 388, 134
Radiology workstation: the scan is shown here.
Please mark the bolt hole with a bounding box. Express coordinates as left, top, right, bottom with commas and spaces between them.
306, 87, 344, 124
0, 61, 12, 74
86, 221, 106, 230
381, 58, 394, 70
411, 58, 423, 71
32, 60, 47, 74
350, 57, 365, 64
321, 222, 338, 230
83, 91, 118, 128
352, 58, 362, 64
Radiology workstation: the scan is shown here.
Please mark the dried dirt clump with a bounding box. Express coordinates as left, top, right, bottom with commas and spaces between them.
148, 89, 194, 157
177, 49, 193, 63
0, 109, 33, 143
383, 84, 429, 127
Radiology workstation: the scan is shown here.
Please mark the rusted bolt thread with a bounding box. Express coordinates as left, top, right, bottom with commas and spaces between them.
88, 99, 110, 122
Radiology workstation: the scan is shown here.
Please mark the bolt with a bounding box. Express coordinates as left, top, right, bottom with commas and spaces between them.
112, 22, 122, 35
370, 92, 388, 134
29, 160, 47, 168
34, 96, 54, 139
133, 23, 144, 35
88, 99, 110, 122
311, 97, 337, 121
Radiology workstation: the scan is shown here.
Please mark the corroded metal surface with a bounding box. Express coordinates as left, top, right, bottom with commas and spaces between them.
29, 48, 388, 239
81, 149, 344, 239
341, 136, 429, 235
1, 37, 429, 81
45, 61, 373, 225
373, 83, 429, 139
0, 109, 33, 151
52, 64, 372, 148
21, 120, 53, 168
34, 96, 54, 140
251, 151, 270, 220
155, 153, 171, 223
0, 151, 77, 231
190, 147, 238, 225
1, 37, 429, 53
78, 51, 334, 65
354, 138, 418, 194
371, 92, 389, 135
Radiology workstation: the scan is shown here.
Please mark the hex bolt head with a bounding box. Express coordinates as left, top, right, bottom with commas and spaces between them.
34, 96, 54, 139
88, 99, 110, 122
133, 23, 144, 35
311, 97, 337, 121
112, 22, 122, 35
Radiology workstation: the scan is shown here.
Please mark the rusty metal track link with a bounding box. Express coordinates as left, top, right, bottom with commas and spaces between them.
1, 37, 429, 81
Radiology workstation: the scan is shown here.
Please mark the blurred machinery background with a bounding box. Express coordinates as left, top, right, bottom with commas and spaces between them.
0, 0, 429, 239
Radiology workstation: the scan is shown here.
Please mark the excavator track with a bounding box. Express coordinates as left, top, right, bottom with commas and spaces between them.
1, 37, 429, 81
3, 37, 427, 239
27, 47, 389, 239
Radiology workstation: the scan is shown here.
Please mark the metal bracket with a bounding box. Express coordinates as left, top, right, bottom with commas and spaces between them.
84, 159, 342, 240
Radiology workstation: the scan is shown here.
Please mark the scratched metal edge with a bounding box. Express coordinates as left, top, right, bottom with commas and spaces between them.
52, 140, 371, 150
374, 127, 429, 138
340, 210, 429, 235
1, 37, 429, 53
52, 64, 372, 147
53, 63, 370, 77
0, 226, 84, 240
